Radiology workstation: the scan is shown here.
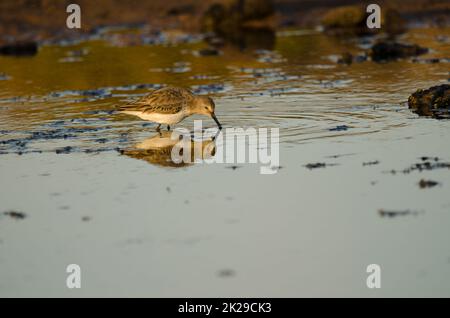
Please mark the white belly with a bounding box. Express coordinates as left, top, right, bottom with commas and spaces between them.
122, 111, 187, 125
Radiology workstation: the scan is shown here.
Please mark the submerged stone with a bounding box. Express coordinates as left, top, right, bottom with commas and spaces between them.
408, 84, 450, 118
370, 42, 428, 62
0, 42, 38, 56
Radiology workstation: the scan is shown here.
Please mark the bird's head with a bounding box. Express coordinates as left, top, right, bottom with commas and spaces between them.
193, 96, 221, 129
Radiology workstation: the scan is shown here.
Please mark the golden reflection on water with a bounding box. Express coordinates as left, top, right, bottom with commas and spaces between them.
0, 26, 449, 152
122, 130, 216, 168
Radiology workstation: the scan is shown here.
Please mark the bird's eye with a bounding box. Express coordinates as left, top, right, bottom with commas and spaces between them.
205, 107, 208, 109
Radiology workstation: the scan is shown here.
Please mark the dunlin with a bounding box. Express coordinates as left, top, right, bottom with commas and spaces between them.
119, 86, 222, 130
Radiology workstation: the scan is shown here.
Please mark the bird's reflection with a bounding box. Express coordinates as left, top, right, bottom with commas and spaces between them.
122, 130, 217, 168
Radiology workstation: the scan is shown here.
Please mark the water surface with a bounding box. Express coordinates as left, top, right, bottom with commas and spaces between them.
1, 26, 450, 297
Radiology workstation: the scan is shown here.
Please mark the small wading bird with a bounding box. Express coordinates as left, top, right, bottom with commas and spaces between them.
118, 86, 222, 131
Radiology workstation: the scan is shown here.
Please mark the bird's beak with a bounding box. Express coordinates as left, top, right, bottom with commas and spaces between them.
211, 112, 222, 130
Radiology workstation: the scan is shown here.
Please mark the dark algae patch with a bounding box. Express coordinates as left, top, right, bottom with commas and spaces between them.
329, 125, 349, 131
388, 157, 450, 174
3, 210, 26, 220
217, 269, 236, 278
378, 209, 420, 218
420, 156, 440, 162
326, 153, 356, 159
418, 179, 440, 189
55, 146, 74, 154
363, 160, 380, 166
406, 161, 450, 173
304, 162, 338, 170
0, 122, 125, 155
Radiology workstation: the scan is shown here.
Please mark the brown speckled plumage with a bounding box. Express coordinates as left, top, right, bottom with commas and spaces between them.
118, 86, 222, 130
119, 86, 193, 114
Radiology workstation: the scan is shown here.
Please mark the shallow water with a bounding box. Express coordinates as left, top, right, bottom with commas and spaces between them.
1, 26, 450, 297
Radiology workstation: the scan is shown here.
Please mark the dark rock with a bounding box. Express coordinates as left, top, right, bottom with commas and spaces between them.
370, 42, 428, 62
321, 6, 405, 36
201, 0, 275, 41
202, 0, 275, 29
0, 42, 38, 56
408, 84, 450, 118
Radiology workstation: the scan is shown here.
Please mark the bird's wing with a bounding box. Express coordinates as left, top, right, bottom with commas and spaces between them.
118, 87, 193, 114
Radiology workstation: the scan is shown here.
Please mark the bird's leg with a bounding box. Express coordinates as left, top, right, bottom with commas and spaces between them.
167, 125, 170, 131
156, 124, 161, 132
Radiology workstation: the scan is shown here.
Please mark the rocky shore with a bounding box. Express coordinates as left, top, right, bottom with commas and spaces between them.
1, 0, 449, 46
